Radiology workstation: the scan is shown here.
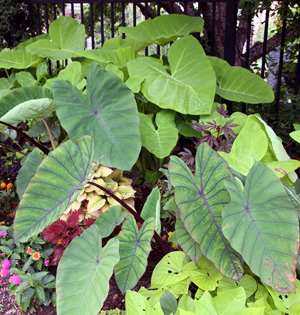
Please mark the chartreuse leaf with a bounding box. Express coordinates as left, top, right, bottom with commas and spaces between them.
139, 110, 179, 159
127, 35, 216, 115
290, 130, 300, 143
209, 57, 274, 104
120, 14, 204, 46
169, 143, 243, 280
114, 216, 155, 293
94, 205, 126, 238
141, 186, 161, 235
177, 294, 195, 313
218, 116, 268, 176
214, 287, 247, 314
0, 49, 41, 69
218, 274, 257, 298
190, 256, 223, 291
265, 279, 300, 315
56, 224, 119, 315
195, 291, 217, 315
53, 62, 141, 170
14, 136, 94, 242
15, 33, 49, 50
26, 16, 85, 60
222, 161, 299, 293
175, 217, 202, 263
126, 290, 164, 315
0, 86, 52, 118
16, 150, 43, 199
266, 160, 300, 179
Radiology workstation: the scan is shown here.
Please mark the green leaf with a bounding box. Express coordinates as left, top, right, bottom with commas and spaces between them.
32, 271, 49, 281
0, 98, 55, 127
222, 161, 299, 292
160, 291, 178, 315
127, 36, 216, 115
22, 257, 33, 272
35, 284, 46, 301
214, 287, 246, 315
78, 46, 136, 69
26, 16, 85, 60
218, 116, 268, 175
0, 86, 52, 118
52, 62, 141, 170
94, 205, 126, 238
114, 216, 155, 293
102, 36, 148, 53
16, 71, 36, 87
56, 224, 119, 315
11, 253, 21, 260
14, 136, 94, 242
175, 218, 202, 263
120, 14, 204, 46
175, 113, 202, 138
139, 110, 178, 159
290, 130, 300, 144
267, 160, 300, 178
0, 49, 41, 69
195, 291, 218, 315
169, 143, 243, 280
0, 245, 11, 255
22, 288, 35, 311
141, 186, 161, 235
209, 57, 274, 104
0, 77, 13, 90
15, 33, 50, 50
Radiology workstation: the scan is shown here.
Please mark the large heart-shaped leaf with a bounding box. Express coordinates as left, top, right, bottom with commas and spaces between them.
26, 16, 85, 60
127, 36, 216, 115
0, 49, 42, 69
139, 110, 178, 159
52, 62, 141, 170
222, 161, 299, 292
0, 86, 52, 118
120, 14, 204, 46
209, 57, 274, 104
169, 143, 243, 280
14, 136, 94, 242
114, 216, 155, 293
56, 224, 119, 315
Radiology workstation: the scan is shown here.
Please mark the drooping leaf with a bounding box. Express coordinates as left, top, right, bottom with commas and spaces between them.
139, 110, 179, 159
175, 218, 202, 263
94, 205, 126, 238
52, 62, 141, 170
140, 186, 161, 235
209, 57, 274, 104
0, 49, 41, 69
127, 35, 216, 115
222, 161, 299, 292
120, 14, 204, 46
114, 216, 155, 293
14, 136, 94, 242
14, 33, 50, 50
0, 86, 52, 118
169, 143, 243, 280
102, 36, 148, 53
16, 150, 43, 199
175, 113, 202, 138
56, 224, 119, 315
26, 16, 85, 60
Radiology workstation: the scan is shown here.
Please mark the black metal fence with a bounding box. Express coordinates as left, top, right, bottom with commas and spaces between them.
13, 1, 300, 143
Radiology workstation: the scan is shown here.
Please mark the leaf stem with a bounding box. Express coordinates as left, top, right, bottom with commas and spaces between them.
88, 181, 172, 255
39, 117, 56, 150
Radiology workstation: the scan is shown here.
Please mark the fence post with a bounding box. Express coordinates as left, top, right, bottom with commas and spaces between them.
224, 0, 237, 66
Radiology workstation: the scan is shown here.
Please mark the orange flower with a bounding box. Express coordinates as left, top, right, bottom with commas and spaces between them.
32, 252, 41, 261
27, 247, 33, 255
6, 183, 13, 190
0, 183, 6, 189
57, 239, 62, 245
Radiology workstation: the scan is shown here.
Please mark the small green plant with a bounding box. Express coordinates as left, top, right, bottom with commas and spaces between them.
0, 225, 55, 313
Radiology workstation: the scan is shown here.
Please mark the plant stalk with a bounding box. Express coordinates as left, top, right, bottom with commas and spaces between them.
39, 117, 56, 150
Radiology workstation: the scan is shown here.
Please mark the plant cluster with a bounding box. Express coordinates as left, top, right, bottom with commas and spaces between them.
0, 14, 299, 315
0, 225, 55, 313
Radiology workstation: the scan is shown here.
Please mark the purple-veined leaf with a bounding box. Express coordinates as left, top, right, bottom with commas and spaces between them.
114, 216, 155, 293
222, 161, 299, 293
169, 143, 243, 280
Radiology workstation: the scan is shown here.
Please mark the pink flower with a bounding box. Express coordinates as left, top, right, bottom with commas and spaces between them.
0, 268, 10, 277
44, 259, 50, 267
0, 231, 7, 238
1, 259, 10, 269
8, 274, 22, 285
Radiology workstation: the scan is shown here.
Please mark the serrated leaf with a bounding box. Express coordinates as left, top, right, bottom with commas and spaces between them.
222, 161, 299, 292
127, 36, 216, 115
94, 205, 126, 238
114, 216, 155, 293
139, 110, 179, 158
14, 136, 94, 242
52, 62, 141, 170
169, 143, 243, 280
56, 224, 119, 315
